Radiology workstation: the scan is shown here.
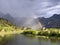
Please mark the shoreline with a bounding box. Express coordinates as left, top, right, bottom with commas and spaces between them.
0, 30, 24, 37
0, 29, 60, 37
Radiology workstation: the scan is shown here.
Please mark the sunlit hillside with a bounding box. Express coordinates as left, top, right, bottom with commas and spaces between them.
0, 18, 16, 31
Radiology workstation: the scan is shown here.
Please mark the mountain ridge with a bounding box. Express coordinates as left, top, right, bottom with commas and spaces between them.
38, 14, 60, 28
0, 12, 60, 29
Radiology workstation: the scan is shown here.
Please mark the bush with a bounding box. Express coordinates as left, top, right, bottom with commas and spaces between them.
37, 31, 42, 36
22, 31, 33, 34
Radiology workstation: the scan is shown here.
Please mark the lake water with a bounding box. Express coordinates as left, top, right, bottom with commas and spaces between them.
0, 34, 60, 45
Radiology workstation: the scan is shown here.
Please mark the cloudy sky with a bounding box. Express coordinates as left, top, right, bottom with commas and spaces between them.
0, 0, 60, 18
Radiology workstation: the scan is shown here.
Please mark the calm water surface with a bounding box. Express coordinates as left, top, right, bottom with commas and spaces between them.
0, 34, 60, 45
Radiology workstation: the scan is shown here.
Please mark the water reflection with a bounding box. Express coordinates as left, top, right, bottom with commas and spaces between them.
7, 35, 60, 45
0, 34, 15, 45
38, 37, 60, 45
0, 34, 60, 45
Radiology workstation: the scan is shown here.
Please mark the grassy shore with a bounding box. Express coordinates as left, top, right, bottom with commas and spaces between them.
0, 30, 24, 37
22, 28, 60, 37
0, 28, 60, 37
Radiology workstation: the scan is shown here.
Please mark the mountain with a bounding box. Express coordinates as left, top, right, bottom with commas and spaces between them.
0, 12, 5, 18
38, 14, 60, 28
0, 13, 15, 25
0, 12, 43, 30
2, 13, 15, 23
14, 17, 43, 30
1, 12, 60, 29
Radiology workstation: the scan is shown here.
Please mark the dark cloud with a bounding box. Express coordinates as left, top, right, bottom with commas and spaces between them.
33, 0, 60, 18
0, 0, 60, 18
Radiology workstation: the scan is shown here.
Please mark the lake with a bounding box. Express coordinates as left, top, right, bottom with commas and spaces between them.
0, 34, 60, 45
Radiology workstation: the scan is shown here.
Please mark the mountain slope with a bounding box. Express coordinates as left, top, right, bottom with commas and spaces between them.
0, 18, 16, 31
14, 17, 43, 30
38, 14, 60, 28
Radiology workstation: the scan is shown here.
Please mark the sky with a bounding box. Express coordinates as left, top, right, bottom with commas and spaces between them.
0, 0, 60, 18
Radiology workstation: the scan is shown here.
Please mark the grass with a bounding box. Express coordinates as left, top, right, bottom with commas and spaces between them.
0, 18, 24, 37
0, 30, 24, 37
0, 27, 60, 37
22, 28, 60, 37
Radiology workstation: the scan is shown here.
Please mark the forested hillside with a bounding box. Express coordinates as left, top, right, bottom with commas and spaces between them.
0, 18, 17, 31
